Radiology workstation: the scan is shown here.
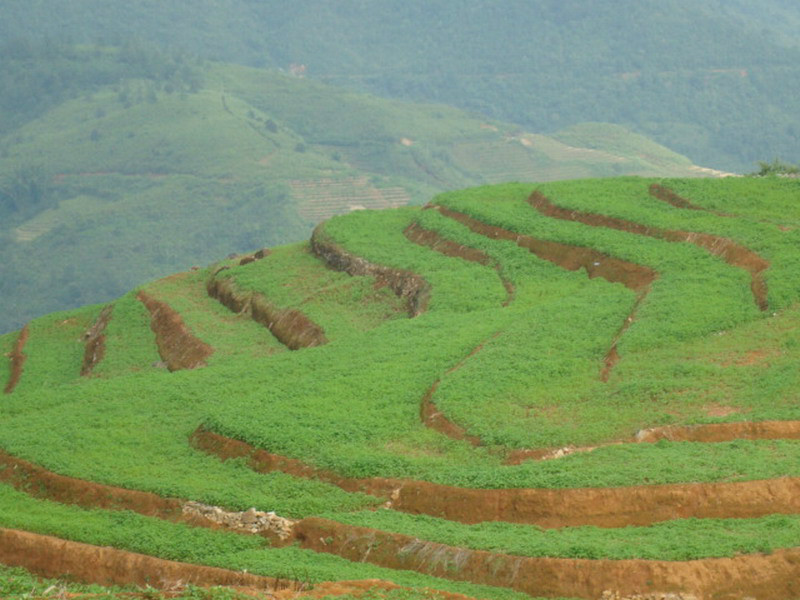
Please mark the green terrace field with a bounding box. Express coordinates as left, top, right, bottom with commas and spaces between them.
0, 44, 715, 335
2, 177, 800, 599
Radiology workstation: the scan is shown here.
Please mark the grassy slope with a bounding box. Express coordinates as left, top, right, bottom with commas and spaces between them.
4, 177, 800, 592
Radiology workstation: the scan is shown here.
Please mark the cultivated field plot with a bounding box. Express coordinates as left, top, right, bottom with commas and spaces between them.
2, 177, 800, 600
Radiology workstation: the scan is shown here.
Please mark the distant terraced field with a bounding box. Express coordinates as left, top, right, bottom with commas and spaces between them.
2, 177, 800, 600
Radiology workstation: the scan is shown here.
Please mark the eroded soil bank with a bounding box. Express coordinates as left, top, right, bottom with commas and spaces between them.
403, 222, 514, 306
137, 291, 213, 371
0, 528, 287, 591
81, 305, 113, 376
529, 190, 769, 311
649, 184, 734, 217
295, 518, 800, 600
3, 325, 29, 394
311, 224, 431, 317
191, 428, 800, 528
206, 276, 327, 350
0, 448, 183, 518
431, 203, 655, 381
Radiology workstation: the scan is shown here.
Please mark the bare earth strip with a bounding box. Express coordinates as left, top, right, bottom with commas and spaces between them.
80, 305, 113, 376
528, 190, 769, 311
3, 325, 29, 394
0, 528, 287, 592
136, 291, 214, 371
190, 427, 800, 529
431, 203, 656, 381
206, 274, 328, 350
296, 518, 800, 600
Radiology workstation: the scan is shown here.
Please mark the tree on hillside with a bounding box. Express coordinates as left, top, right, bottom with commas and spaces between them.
750, 158, 800, 177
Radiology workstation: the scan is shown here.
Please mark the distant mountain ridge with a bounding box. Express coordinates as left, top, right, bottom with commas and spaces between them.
2, 1, 799, 171
0, 47, 708, 334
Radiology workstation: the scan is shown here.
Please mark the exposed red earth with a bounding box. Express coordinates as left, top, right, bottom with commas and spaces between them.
206, 275, 328, 350
80, 305, 113, 376
137, 291, 213, 371
295, 518, 800, 600
311, 225, 431, 317
190, 427, 800, 529
431, 203, 656, 381
528, 190, 770, 311
403, 222, 514, 306
3, 324, 29, 394
419, 334, 500, 447
0, 528, 288, 592
6, 442, 800, 599
649, 183, 735, 217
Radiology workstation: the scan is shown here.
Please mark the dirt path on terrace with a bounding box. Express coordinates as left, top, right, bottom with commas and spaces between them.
529, 190, 769, 311
206, 276, 327, 350
80, 305, 113, 376
0, 528, 289, 592
311, 224, 431, 317
431, 204, 656, 381
191, 428, 800, 528
295, 518, 800, 600
136, 292, 213, 371
3, 325, 29, 394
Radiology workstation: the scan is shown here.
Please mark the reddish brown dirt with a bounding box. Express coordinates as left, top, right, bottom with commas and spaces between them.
295, 518, 800, 600
404, 222, 514, 306
419, 335, 500, 447
311, 224, 431, 317
0, 528, 289, 592
0, 448, 183, 518
136, 292, 213, 371
3, 324, 29, 394
81, 305, 113, 376
191, 428, 800, 528
206, 277, 328, 350
530, 190, 770, 311
649, 183, 734, 217
432, 203, 656, 380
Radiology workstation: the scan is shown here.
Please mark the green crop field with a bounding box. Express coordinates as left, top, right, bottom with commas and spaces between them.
2, 177, 800, 600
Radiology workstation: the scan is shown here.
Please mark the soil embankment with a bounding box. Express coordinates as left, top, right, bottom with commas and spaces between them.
191, 428, 800, 528
137, 292, 213, 371
311, 223, 431, 317
3, 325, 29, 394
529, 190, 769, 311
649, 183, 734, 217
403, 222, 514, 305
80, 305, 113, 376
431, 203, 656, 380
506, 420, 800, 464
0, 528, 289, 592
295, 518, 800, 600
206, 276, 327, 350
0, 448, 183, 518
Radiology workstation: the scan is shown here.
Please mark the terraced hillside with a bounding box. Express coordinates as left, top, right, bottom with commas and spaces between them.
2, 177, 800, 600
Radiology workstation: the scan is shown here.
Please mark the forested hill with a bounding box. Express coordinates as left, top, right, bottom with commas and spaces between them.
3, 0, 800, 171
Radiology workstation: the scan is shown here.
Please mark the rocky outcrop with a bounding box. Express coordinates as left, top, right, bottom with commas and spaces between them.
311, 223, 431, 317
182, 501, 295, 540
